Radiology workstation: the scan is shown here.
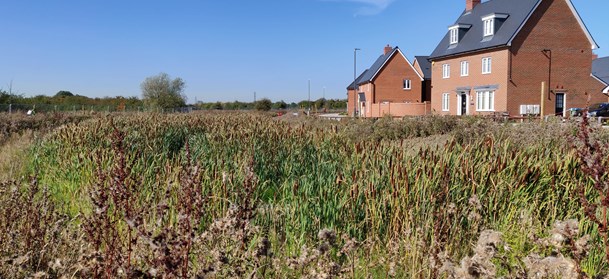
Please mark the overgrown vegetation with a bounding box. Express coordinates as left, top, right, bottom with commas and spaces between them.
1, 112, 608, 278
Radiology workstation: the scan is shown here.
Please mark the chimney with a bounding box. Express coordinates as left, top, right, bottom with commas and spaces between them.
466, 0, 481, 11
384, 44, 393, 55
592, 53, 598, 61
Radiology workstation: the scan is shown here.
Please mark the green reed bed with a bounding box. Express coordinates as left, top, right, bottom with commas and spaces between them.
3, 112, 607, 277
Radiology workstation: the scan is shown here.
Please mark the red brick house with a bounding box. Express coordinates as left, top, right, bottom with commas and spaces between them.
347, 45, 431, 117
429, 0, 607, 117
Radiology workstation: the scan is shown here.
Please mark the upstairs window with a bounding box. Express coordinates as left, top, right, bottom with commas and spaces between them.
449, 28, 459, 44
461, 61, 469, 76
448, 24, 471, 45
442, 64, 450, 79
403, 79, 411, 90
483, 19, 494, 36
481, 14, 508, 37
482, 57, 492, 74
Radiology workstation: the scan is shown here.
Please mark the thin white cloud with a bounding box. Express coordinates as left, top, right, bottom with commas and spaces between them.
322, 0, 395, 16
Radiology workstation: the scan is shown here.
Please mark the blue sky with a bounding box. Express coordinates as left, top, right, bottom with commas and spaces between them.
1, 0, 607, 103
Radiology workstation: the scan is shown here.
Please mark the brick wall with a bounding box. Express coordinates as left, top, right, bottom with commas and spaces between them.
358, 83, 374, 117
431, 49, 510, 115
370, 102, 431, 117
508, 0, 606, 116
374, 53, 424, 104
347, 89, 356, 116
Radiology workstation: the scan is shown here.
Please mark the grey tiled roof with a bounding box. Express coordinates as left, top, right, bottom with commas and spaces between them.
430, 0, 540, 60
358, 47, 398, 85
592, 57, 609, 85
347, 69, 369, 90
414, 56, 431, 79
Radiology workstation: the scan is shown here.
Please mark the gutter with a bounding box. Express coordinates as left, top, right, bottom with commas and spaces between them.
428, 45, 509, 62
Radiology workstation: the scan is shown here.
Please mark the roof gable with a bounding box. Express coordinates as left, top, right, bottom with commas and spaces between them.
414, 56, 431, 79
562, 0, 598, 50
347, 69, 369, 90
430, 0, 598, 60
358, 47, 423, 85
592, 57, 609, 86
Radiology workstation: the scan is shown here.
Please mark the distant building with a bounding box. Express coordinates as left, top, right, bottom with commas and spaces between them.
347, 45, 431, 117
429, 0, 607, 117
592, 57, 609, 95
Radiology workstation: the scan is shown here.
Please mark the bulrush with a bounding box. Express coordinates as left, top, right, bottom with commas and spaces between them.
573, 113, 609, 263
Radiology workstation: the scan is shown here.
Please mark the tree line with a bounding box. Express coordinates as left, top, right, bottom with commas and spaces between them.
1, 73, 347, 112
0, 90, 143, 108
195, 98, 347, 111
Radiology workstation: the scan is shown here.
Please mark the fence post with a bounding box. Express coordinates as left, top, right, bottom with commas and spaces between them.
8, 104, 11, 114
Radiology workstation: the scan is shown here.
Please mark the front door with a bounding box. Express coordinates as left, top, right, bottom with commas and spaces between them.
459, 93, 467, 115
555, 93, 565, 116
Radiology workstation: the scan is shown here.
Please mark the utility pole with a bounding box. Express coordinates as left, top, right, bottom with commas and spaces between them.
254, 91, 257, 103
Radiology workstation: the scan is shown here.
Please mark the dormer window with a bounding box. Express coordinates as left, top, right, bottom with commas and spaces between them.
450, 28, 458, 44
448, 24, 472, 45
483, 18, 494, 36
481, 13, 509, 37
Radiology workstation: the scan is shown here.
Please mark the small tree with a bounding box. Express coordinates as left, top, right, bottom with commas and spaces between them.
315, 98, 327, 110
212, 102, 223, 110
273, 100, 287, 110
255, 98, 272, 111
141, 73, 186, 110
55, 91, 74, 97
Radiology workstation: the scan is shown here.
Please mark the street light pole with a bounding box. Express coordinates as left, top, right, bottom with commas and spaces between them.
308, 79, 311, 115
354, 48, 360, 117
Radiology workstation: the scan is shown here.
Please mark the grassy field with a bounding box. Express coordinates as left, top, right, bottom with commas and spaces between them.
1, 111, 608, 278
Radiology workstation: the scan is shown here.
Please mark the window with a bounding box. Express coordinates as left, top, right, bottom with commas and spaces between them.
442, 64, 450, 78
482, 57, 492, 74
403, 79, 411, 90
483, 19, 494, 36
482, 14, 508, 37
442, 93, 450, 111
460, 61, 469, 76
476, 91, 495, 111
449, 28, 458, 44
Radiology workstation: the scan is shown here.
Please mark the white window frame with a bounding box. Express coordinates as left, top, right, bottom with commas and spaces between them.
403, 79, 411, 90
449, 28, 458, 44
482, 57, 492, 74
476, 90, 495, 111
442, 64, 450, 79
483, 18, 494, 37
442, 93, 450, 111
460, 61, 469, 77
